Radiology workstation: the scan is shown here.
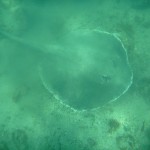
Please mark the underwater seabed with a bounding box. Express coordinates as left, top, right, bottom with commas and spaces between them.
0, 0, 150, 150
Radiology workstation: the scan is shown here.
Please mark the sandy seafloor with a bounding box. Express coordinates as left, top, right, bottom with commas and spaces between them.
0, 0, 150, 150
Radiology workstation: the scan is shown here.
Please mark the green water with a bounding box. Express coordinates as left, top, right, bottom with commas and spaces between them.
0, 0, 150, 150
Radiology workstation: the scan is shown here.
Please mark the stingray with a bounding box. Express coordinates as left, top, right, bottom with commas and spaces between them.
0, 28, 133, 110
39, 29, 133, 110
